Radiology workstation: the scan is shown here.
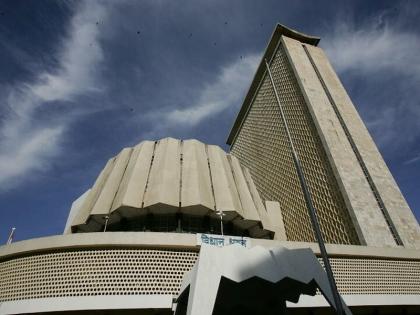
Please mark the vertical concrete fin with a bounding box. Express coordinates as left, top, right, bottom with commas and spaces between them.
207, 145, 242, 215
111, 141, 155, 212
64, 189, 91, 234
179, 139, 184, 208
143, 137, 180, 210
142, 141, 157, 207
265, 201, 287, 240
304, 44, 420, 249
91, 147, 133, 216
181, 139, 214, 213
205, 144, 218, 212
229, 155, 260, 221
281, 35, 395, 247
243, 168, 272, 228
71, 157, 116, 227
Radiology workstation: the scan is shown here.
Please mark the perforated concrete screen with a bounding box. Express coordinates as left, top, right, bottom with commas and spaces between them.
326, 257, 420, 295
0, 248, 198, 302
1, 248, 420, 302
230, 43, 359, 245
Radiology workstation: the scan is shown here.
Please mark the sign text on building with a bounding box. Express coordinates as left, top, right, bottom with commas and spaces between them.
197, 233, 250, 248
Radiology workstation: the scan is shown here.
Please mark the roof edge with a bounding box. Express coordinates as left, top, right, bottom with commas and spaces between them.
226, 24, 320, 145
275, 24, 320, 46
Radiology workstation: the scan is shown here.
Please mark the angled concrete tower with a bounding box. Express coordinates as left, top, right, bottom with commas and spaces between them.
227, 24, 420, 249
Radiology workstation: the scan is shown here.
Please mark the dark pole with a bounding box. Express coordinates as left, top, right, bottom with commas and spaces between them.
264, 59, 345, 315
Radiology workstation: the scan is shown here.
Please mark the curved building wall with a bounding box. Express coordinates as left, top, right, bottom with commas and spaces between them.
1, 233, 420, 313
67, 138, 286, 240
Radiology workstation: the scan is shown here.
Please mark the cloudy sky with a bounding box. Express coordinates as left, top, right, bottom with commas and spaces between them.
0, 0, 419, 242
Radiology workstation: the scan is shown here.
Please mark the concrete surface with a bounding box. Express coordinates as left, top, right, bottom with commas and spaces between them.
175, 244, 351, 315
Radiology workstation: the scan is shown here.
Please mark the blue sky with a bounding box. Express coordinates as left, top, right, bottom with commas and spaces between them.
0, 0, 419, 242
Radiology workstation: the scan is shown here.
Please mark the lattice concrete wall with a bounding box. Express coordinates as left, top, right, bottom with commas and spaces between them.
0, 249, 198, 302
1, 248, 420, 302
325, 257, 420, 295
230, 43, 359, 245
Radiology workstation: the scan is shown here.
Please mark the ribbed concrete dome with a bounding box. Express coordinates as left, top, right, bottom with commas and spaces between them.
66, 138, 284, 239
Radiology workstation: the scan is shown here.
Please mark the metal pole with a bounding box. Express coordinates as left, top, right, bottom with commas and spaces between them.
218, 211, 225, 236
264, 59, 345, 315
103, 216, 110, 232
6, 227, 16, 245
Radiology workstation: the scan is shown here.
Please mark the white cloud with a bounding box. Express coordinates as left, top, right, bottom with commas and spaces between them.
322, 17, 420, 160
404, 153, 420, 165
322, 22, 420, 79
161, 54, 260, 127
31, 2, 106, 101
0, 127, 64, 188
0, 1, 108, 191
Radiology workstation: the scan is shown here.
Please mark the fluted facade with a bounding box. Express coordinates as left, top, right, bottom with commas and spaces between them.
66, 138, 285, 239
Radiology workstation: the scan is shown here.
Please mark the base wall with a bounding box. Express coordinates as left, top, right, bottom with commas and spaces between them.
1, 232, 419, 314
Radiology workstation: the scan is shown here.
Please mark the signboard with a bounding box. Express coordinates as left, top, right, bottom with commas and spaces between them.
197, 233, 250, 248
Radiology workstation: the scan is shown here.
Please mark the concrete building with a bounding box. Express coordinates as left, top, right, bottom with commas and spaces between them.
1, 24, 420, 315
227, 25, 420, 249
65, 137, 285, 240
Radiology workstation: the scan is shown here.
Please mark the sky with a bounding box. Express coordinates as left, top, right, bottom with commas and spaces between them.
0, 0, 419, 243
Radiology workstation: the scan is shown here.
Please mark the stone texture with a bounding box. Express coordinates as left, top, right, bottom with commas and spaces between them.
281, 35, 396, 247
304, 44, 420, 249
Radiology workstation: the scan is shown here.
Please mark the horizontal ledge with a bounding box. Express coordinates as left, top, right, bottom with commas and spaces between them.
0, 295, 173, 314
1, 232, 420, 261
